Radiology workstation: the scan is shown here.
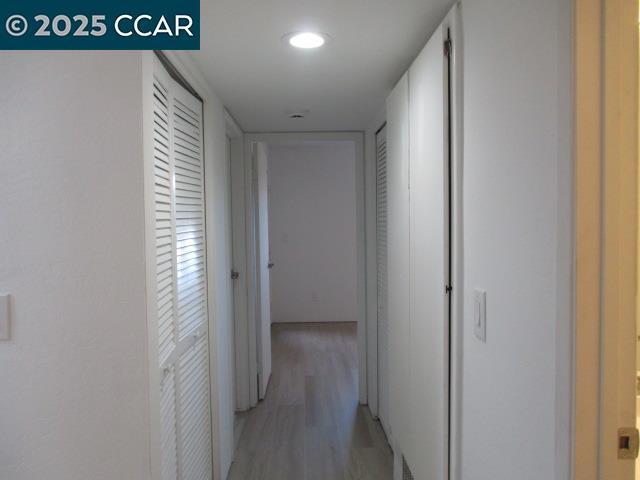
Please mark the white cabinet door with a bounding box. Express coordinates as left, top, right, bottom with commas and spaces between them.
407, 24, 449, 480
151, 57, 213, 480
386, 72, 411, 453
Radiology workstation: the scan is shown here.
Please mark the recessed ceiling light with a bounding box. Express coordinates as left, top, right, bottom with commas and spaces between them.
286, 32, 327, 49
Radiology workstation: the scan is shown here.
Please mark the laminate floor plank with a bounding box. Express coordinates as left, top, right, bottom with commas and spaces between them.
227, 322, 393, 480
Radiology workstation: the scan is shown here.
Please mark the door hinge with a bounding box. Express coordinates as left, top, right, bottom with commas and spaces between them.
445, 284, 453, 294
618, 427, 639, 459
231, 269, 240, 280
444, 39, 452, 57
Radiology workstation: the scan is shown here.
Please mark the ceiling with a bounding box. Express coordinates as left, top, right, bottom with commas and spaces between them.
190, 0, 454, 132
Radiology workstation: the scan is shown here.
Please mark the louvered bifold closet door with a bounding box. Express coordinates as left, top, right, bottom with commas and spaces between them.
152, 58, 212, 480
376, 126, 390, 435
172, 81, 212, 480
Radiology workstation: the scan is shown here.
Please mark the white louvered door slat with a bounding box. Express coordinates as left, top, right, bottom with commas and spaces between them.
376, 126, 390, 436
178, 336, 211, 480
151, 57, 212, 480
160, 367, 178, 480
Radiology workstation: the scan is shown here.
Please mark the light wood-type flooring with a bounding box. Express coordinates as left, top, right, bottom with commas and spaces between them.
228, 322, 393, 480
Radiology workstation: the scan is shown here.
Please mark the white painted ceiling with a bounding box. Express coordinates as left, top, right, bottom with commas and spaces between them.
190, 0, 454, 132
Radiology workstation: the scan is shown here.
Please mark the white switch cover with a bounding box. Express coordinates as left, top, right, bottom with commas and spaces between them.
474, 289, 486, 342
0, 295, 10, 340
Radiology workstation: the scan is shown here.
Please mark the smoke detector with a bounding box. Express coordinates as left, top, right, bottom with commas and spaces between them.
285, 109, 310, 120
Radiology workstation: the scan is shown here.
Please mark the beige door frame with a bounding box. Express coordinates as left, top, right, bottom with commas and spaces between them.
575, 0, 639, 478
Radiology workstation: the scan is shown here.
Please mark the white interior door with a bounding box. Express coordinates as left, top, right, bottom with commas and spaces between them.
254, 143, 272, 399
151, 57, 213, 480
376, 126, 391, 436
226, 135, 238, 412
229, 134, 251, 411
406, 23, 450, 480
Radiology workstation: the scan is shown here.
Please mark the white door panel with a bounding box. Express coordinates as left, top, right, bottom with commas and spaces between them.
255, 143, 272, 399
386, 73, 411, 453
225, 136, 237, 411
407, 24, 449, 480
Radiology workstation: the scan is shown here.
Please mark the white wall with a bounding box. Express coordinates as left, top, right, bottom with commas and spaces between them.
268, 143, 358, 324
460, 0, 572, 479
0, 53, 151, 480
0, 51, 239, 480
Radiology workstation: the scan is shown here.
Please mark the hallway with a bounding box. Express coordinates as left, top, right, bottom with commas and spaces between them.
0, 1, 589, 479
228, 323, 393, 480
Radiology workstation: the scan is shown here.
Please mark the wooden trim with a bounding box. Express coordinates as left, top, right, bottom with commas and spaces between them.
574, 1, 603, 477
600, 0, 639, 477
575, 0, 639, 478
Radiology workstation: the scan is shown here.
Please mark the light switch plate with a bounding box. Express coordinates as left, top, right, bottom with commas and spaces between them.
0, 295, 10, 340
474, 289, 486, 342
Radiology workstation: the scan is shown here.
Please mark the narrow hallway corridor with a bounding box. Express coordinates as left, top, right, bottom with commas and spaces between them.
0, 1, 611, 478
228, 323, 393, 480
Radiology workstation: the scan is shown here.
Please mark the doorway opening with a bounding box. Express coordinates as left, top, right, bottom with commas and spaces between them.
226, 133, 390, 478
233, 132, 368, 408
248, 135, 364, 403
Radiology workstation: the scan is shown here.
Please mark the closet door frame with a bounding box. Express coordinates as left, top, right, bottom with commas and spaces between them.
445, 9, 463, 480
365, 106, 387, 421
144, 52, 162, 480
375, 124, 391, 436
450, 9, 464, 480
